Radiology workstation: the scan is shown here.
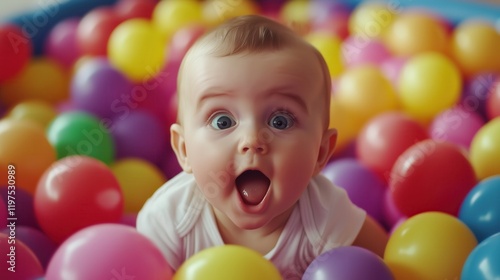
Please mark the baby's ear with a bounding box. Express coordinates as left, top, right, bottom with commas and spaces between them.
314, 128, 337, 175
170, 123, 192, 173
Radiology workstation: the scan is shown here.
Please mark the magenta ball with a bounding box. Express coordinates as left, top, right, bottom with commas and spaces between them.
71, 57, 133, 119
0, 186, 40, 230
461, 72, 498, 119
380, 56, 408, 88
342, 37, 391, 68
1, 225, 57, 270
111, 111, 168, 165
429, 106, 485, 149
0, 233, 43, 280
45, 224, 173, 280
0, 198, 5, 229
303, 246, 394, 280
322, 159, 386, 224
161, 146, 183, 179
44, 18, 82, 68
120, 213, 137, 228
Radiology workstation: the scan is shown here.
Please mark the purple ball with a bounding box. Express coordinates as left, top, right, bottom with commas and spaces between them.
71, 58, 133, 119
0, 186, 40, 230
160, 146, 183, 179
1, 226, 57, 270
303, 246, 394, 280
461, 72, 498, 120
110, 110, 168, 165
322, 159, 386, 224
44, 18, 81, 68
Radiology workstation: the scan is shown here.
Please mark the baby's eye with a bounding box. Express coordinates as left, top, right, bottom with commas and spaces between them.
210, 113, 236, 130
269, 112, 295, 130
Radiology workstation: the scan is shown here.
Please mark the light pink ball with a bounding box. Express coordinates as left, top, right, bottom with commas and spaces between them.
44, 18, 82, 68
341, 36, 391, 68
380, 56, 408, 88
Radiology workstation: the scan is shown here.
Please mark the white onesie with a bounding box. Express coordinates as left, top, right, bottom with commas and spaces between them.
137, 171, 366, 279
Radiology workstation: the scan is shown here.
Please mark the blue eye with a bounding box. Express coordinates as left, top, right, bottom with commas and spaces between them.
269, 113, 294, 130
210, 113, 236, 130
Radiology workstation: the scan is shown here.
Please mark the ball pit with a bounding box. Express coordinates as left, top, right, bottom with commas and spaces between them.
1, 0, 500, 278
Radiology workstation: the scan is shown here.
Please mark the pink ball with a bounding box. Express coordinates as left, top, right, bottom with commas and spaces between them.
44, 18, 82, 68
380, 56, 408, 88
46, 224, 173, 280
0, 233, 43, 280
429, 106, 485, 149
0, 198, 5, 229
341, 37, 391, 68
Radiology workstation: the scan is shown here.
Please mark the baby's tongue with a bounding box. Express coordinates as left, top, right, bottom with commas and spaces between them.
236, 170, 270, 205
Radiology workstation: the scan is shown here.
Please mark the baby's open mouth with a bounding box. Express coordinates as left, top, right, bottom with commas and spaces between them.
235, 170, 270, 205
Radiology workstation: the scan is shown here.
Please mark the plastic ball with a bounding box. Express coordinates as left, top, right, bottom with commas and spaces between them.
0, 197, 5, 229
459, 176, 500, 242
390, 139, 477, 217
335, 65, 398, 124
383, 12, 449, 56
203, 0, 259, 27
348, 2, 396, 39
111, 111, 168, 164
44, 17, 82, 68
429, 105, 485, 149
70, 57, 133, 119
469, 117, 500, 180
0, 24, 32, 82
310, 2, 350, 40
328, 97, 365, 153
322, 159, 386, 224
1, 225, 57, 270
34, 156, 123, 244
0, 58, 69, 106
76, 7, 123, 56
6, 100, 57, 129
160, 146, 183, 180
46, 111, 115, 165
0, 186, 40, 230
383, 189, 406, 231
305, 33, 344, 77
108, 18, 167, 82
0, 233, 43, 280
152, 0, 203, 41
398, 52, 462, 124
384, 212, 477, 280
487, 80, 500, 119
279, 0, 311, 34
173, 245, 281, 280
380, 56, 407, 87
461, 232, 500, 280
461, 72, 497, 120
167, 24, 207, 64
114, 0, 157, 20
356, 112, 428, 182
111, 158, 167, 213
303, 246, 394, 280
452, 20, 500, 77
120, 213, 138, 227
45, 224, 173, 280
0, 120, 56, 194
341, 37, 391, 68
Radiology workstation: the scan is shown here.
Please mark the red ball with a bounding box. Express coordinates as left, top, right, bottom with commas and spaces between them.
76, 7, 123, 56
0, 24, 32, 82
34, 156, 124, 244
356, 112, 428, 182
167, 24, 207, 64
487, 80, 500, 120
389, 139, 477, 217
115, 0, 157, 20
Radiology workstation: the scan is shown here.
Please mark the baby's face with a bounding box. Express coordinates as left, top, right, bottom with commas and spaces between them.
177, 47, 332, 229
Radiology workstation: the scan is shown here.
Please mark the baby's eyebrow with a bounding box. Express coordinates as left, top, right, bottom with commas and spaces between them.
269, 91, 309, 114
196, 91, 232, 111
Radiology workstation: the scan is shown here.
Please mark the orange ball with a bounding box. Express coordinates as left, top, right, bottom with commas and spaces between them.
0, 119, 56, 194
452, 20, 500, 77
6, 100, 57, 129
384, 12, 449, 56
0, 58, 69, 106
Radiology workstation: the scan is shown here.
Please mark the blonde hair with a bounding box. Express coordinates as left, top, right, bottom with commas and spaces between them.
176, 15, 332, 127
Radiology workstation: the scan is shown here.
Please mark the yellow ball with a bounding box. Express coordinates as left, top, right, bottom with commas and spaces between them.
398, 52, 462, 124
470, 117, 500, 180
0, 58, 69, 106
452, 20, 500, 78
384, 12, 449, 56
174, 245, 281, 280
329, 97, 365, 153
348, 2, 396, 39
6, 100, 57, 129
384, 212, 477, 280
335, 65, 398, 123
152, 0, 204, 41
305, 33, 343, 77
111, 158, 167, 214
108, 19, 166, 82
280, 0, 310, 34
203, 0, 259, 27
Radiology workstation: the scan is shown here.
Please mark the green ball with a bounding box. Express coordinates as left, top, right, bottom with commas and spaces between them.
47, 112, 115, 165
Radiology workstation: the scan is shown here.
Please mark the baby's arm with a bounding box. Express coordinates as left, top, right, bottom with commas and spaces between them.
351, 215, 389, 258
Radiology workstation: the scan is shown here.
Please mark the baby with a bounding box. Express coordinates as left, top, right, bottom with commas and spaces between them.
137, 15, 388, 279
